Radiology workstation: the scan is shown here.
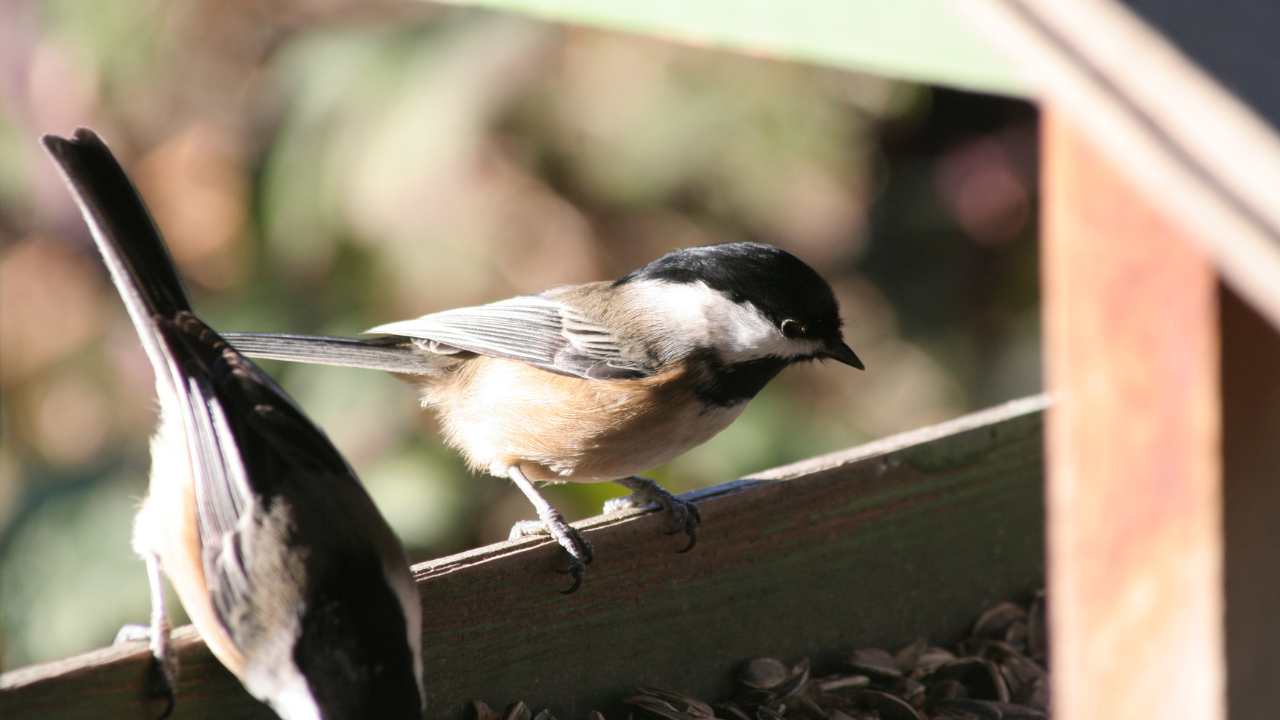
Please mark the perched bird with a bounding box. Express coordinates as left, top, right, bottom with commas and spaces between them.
43, 129, 425, 720
226, 241, 864, 592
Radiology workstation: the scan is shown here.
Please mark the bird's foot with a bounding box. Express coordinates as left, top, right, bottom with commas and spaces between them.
509, 513, 594, 594
604, 476, 701, 553
113, 623, 151, 645
115, 622, 177, 719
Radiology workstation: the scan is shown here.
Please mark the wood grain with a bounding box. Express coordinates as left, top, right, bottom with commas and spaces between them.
1042, 112, 1223, 720
1, 395, 1047, 719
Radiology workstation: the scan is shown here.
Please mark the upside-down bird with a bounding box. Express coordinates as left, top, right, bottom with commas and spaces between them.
44, 128, 425, 720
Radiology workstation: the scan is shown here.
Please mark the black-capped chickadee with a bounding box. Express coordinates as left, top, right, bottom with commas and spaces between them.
43, 129, 425, 720
226, 241, 864, 592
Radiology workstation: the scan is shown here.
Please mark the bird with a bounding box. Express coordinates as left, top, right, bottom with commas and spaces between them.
43, 128, 426, 720
224, 239, 864, 593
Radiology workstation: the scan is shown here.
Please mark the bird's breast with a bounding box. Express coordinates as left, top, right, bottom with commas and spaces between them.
419, 356, 751, 481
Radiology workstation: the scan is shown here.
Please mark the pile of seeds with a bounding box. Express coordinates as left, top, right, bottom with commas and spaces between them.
474, 591, 1048, 720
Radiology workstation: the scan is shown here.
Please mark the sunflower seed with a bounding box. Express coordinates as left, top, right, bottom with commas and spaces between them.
816, 674, 872, 692
715, 701, 753, 720
930, 658, 1009, 702
847, 688, 924, 720
472, 592, 1050, 720
625, 686, 716, 720
738, 658, 791, 692
847, 648, 902, 681
894, 638, 927, 673
934, 698, 1047, 720
894, 677, 926, 708
972, 603, 1027, 644
913, 647, 957, 678
502, 701, 532, 720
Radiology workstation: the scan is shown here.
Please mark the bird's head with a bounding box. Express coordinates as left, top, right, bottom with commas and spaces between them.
616, 242, 863, 370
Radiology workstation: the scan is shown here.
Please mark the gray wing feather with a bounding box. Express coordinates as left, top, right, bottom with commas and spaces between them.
368, 296, 653, 380
166, 358, 255, 616
223, 333, 445, 375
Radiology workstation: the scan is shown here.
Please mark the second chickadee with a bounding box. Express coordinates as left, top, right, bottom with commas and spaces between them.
226, 242, 863, 591
44, 129, 425, 719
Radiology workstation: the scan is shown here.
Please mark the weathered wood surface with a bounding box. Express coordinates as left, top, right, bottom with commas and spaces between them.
1, 395, 1047, 719
957, 0, 1280, 331
1042, 113, 1224, 720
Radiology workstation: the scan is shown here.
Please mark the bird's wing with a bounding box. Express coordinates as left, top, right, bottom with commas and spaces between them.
156, 318, 280, 625
156, 316, 368, 633
368, 295, 654, 380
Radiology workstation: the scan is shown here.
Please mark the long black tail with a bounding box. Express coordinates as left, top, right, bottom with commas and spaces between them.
223, 333, 444, 375
43, 129, 191, 369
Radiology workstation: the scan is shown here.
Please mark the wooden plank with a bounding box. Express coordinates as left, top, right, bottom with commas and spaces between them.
1116, 0, 1280, 129
1, 395, 1048, 719
1041, 111, 1224, 720
432, 0, 1028, 96
1220, 287, 1280, 720
956, 0, 1280, 330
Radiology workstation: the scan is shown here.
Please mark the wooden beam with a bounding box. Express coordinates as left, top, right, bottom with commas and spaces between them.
957, 0, 1280, 330
1042, 111, 1223, 720
1, 395, 1048, 719
431, 0, 1027, 96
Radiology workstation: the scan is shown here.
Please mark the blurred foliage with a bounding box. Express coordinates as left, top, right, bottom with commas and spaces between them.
0, 0, 1039, 670
432, 0, 1029, 96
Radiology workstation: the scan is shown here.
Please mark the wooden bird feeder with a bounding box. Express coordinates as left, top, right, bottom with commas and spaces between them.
4, 2, 1278, 719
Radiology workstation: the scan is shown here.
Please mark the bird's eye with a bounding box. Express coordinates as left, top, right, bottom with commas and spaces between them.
780, 319, 806, 339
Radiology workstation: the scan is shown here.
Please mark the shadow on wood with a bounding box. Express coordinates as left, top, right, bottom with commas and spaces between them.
0, 395, 1047, 719
1221, 287, 1280, 720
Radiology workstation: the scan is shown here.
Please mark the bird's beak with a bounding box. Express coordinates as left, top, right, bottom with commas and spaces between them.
821, 340, 865, 370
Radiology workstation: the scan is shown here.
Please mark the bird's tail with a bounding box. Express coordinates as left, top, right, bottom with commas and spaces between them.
42, 129, 191, 369
42, 129, 438, 379
223, 333, 445, 375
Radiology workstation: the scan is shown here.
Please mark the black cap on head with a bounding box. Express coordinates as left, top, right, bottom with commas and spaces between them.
617, 241, 847, 342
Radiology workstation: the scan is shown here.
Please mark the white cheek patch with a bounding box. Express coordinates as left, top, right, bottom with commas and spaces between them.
627, 280, 820, 363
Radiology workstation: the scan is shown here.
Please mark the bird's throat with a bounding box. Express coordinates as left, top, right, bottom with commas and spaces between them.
693, 355, 790, 408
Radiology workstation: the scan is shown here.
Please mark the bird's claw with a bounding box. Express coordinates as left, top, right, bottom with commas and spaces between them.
558, 556, 588, 595
115, 622, 177, 719
145, 653, 177, 720
668, 499, 702, 553
606, 477, 702, 553
509, 516, 594, 594
114, 623, 151, 645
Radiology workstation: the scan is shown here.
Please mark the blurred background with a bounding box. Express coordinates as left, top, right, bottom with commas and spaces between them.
0, 0, 1038, 670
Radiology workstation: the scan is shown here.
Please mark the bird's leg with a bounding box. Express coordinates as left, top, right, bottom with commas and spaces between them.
114, 553, 177, 719
506, 467, 594, 594
603, 476, 702, 553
